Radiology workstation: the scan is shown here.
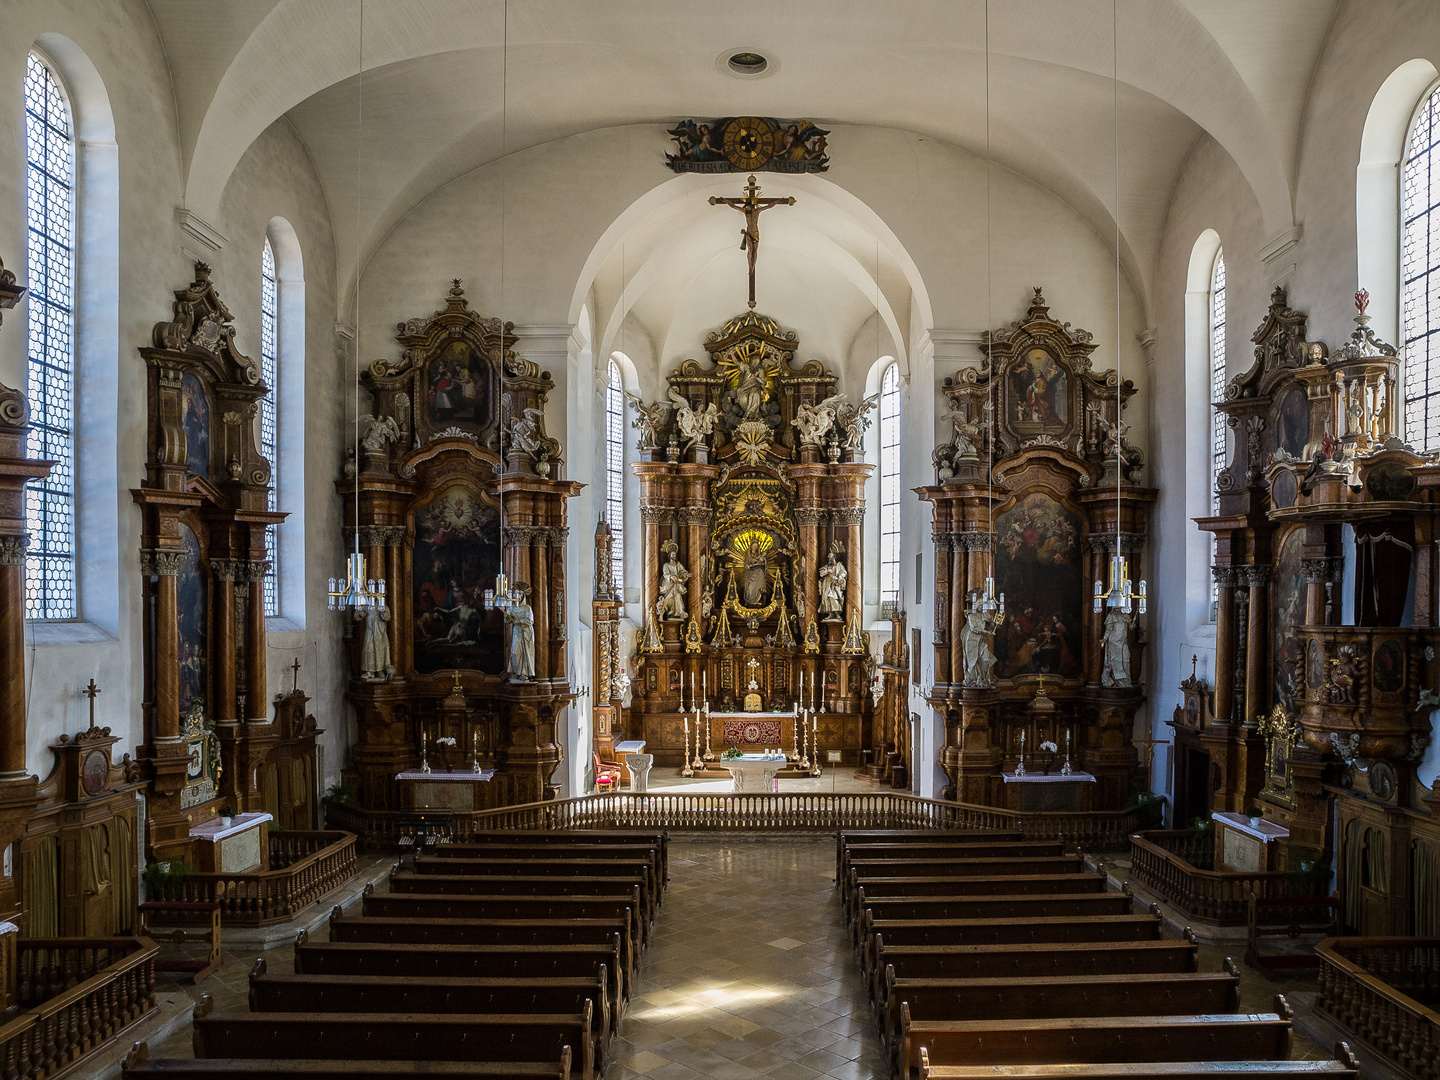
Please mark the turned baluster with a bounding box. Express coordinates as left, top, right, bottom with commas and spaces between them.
3, 1036, 18, 1080
17, 1027, 33, 1080
75, 986, 92, 1050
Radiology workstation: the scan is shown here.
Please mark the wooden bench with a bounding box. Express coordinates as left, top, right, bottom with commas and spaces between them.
839, 840, 1064, 884
389, 872, 657, 926
852, 891, 1134, 947
845, 868, 1101, 920
124, 1040, 574, 1079
326, 910, 636, 994
460, 830, 668, 884
882, 965, 1242, 1060
836, 830, 1024, 881
362, 885, 647, 947
1245, 894, 1340, 977
917, 1041, 1360, 1080
190, 997, 597, 1080
897, 995, 1295, 1080
412, 858, 660, 921
431, 843, 665, 891
871, 934, 1201, 1006
249, 959, 611, 1067
293, 935, 626, 1016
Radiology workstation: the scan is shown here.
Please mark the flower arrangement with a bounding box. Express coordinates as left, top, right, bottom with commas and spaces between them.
1039, 739, 1058, 774
721, 746, 744, 760
436, 736, 458, 772
1245, 805, 1265, 826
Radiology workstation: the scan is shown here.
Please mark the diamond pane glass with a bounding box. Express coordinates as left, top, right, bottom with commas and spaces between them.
605, 361, 625, 589
1209, 251, 1226, 613
879, 363, 901, 604
1405, 84, 1440, 451
260, 239, 279, 615
24, 54, 76, 619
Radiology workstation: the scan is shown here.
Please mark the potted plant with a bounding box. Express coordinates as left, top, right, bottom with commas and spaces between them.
435, 736, 457, 772
1246, 805, 1264, 828
143, 858, 192, 902
721, 746, 743, 761
219, 803, 237, 827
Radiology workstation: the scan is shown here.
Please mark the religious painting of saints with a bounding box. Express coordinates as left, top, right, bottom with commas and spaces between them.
1271, 530, 1305, 711
424, 340, 490, 434
1276, 388, 1309, 460
1007, 349, 1068, 435
1373, 639, 1404, 695
1306, 639, 1325, 701
180, 372, 210, 479
992, 492, 1083, 679
175, 522, 207, 715
412, 486, 503, 675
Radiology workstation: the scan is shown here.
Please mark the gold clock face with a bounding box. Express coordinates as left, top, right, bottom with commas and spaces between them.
723, 117, 778, 170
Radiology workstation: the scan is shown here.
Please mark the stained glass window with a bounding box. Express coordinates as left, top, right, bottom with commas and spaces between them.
879, 363, 901, 605
24, 53, 76, 620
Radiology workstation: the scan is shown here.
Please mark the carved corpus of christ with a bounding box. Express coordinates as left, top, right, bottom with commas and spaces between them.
709, 174, 795, 309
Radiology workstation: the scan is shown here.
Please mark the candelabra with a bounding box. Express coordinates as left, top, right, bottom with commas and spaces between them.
1015, 729, 1026, 777
471, 731, 481, 773
702, 704, 714, 762
419, 729, 431, 775
682, 715, 695, 778
809, 713, 821, 776
798, 709, 810, 770
1060, 729, 1072, 775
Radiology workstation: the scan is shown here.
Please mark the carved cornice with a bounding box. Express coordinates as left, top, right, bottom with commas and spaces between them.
140, 550, 187, 577
0, 534, 28, 566
1087, 532, 1146, 554
1236, 565, 1271, 588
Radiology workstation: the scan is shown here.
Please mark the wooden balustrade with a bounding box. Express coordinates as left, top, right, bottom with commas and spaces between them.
171, 832, 356, 927
1130, 831, 1300, 924
1316, 937, 1440, 1080
0, 937, 156, 1080
328, 792, 1161, 851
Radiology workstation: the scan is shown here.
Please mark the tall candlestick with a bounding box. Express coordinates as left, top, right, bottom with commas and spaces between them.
703, 670, 707, 704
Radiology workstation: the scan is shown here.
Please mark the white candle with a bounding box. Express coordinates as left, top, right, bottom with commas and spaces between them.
703, 670, 708, 704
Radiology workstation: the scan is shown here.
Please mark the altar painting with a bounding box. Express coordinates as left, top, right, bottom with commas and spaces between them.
412, 487, 503, 674
1271, 530, 1305, 711
181, 372, 210, 479
1008, 349, 1068, 434
176, 523, 206, 713
424, 340, 489, 432
993, 493, 1082, 678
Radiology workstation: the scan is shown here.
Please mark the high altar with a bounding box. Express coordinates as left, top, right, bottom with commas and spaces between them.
594, 311, 876, 772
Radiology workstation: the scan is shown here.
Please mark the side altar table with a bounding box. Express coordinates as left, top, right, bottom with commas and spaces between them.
721, 754, 789, 793
1000, 770, 1097, 812
395, 768, 496, 812
189, 812, 272, 873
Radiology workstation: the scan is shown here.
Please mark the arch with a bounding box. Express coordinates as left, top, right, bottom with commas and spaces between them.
1358, 59, 1440, 348
265, 216, 306, 627
1182, 229, 1223, 633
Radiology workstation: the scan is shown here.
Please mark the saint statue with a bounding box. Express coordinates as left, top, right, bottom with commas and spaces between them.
504, 585, 536, 681
734, 347, 769, 421
1100, 607, 1133, 688
357, 606, 394, 681
657, 549, 690, 619
818, 551, 847, 620
740, 543, 769, 606
960, 590, 1002, 688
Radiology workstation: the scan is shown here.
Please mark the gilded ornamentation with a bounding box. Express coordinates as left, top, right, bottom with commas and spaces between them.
666, 117, 830, 174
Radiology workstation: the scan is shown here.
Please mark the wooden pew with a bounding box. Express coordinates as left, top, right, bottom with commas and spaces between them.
326, 910, 635, 995
362, 884, 647, 948
190, 996, 598, 1080
881, 964, 1242, 1061
293, 934, 626, 1016
249, 959, 611, 1067
431, 842, 664, 892
845, 867, 1099, 920
389, 871, 657, 926
851, 891, 1133, 949
460, 830, 669, 884
871, 934, 1201, 1007
896, 994, 1295, 1080
836, 830, 1024, 881
839, 840, 1064, 885
123, 1039, 574, 1079
918, 1041, 1361, 1080
412, 857, 659, 922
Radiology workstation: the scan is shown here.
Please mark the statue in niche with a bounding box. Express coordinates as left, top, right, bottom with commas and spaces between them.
668, 388, 721, 452
626, 393, 673, 452
734, 346, 770, 420
357, 607, 394, 681
657, 545, 690, 620
960, 589, 1002, 688
740, 544, 769, 606
1100, 607, 1134, 687
504, 584, 536, 681
818, 549, 848, 619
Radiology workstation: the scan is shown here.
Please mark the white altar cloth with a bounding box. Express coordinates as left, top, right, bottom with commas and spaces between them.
721, 753, 789, 793
1000, 770, 1096, 783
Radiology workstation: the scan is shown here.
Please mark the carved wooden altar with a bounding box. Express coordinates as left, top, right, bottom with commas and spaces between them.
131, 263, 287, 862
922, 290, 1154, 810
603, 311, 874, 770
336, 283, 578, 838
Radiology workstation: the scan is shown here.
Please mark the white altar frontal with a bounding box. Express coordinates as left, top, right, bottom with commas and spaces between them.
721, 753, 789, 793
999, 769, 1097, 812
189, 812, 271, 873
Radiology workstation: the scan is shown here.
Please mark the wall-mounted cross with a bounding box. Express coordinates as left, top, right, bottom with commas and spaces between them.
83, 679, 100, 729
291, 657, 303, 694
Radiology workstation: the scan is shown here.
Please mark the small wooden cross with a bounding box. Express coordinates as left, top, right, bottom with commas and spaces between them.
290, 657, 302, 694
1132, 734, 1168, 770
83, 679, 100, 729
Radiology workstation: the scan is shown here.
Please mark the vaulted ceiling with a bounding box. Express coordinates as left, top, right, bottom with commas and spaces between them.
144, 0, 1340, 325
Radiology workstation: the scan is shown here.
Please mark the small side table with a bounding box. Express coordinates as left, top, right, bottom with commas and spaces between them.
139, 900, 222, 982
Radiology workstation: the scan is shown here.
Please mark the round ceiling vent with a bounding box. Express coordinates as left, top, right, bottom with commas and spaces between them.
722, 50, 772, 78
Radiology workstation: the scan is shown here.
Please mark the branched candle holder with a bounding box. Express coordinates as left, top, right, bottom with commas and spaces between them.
681, 714, 695, 778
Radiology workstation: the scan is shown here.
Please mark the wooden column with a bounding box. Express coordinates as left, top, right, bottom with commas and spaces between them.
549, 526, 567, 680
146, 549, 186, 739
0, 537, 27, 776
798, 507, 822, 636
641, 507, 663, 628
212, 561, 239, 724
1212, 566, 1237, 724
949, 538, 967, 684
932, 532, 952, 685
840, 508, 862, 627
683, 508, 706, 631
244, 559, 268, 722
1242, 565, 1269, 728
1302, 558, 1328, 627
530, 528, 550, 681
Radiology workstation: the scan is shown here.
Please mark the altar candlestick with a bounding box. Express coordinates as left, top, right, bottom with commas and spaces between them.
703, 671, 707, 704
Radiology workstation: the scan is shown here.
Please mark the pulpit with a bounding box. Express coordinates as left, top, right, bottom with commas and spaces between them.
189, 812, 271, 874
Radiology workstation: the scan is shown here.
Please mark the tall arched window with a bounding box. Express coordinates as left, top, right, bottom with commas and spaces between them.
1209, 251, 1227, 614
1404, 82, 1440, 449
879, 363, 901, 606
24, 53, 76, 620
604, 360, 625, 588
259, 238, 279, 615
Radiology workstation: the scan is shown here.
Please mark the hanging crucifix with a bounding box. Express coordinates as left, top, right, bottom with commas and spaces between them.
709, 175, 795, 309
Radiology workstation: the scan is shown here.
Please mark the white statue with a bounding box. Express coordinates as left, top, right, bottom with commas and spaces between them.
357, 606, 394, 680
818, 551, 848, 619
508, 407, 546, 454
627, 393, 673, 451
657, 549, 690, 619
504, 585, 536, 681
960, 590, 1002, 688
794, 394, 844, 446
359, 414, 401, 454
834, 393, 881, 450
668, 387, 721, 452
1101, 607, 1133, 687
942, 402, 983, 459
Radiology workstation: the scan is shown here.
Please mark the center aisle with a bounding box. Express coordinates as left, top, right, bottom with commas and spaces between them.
610, 840, 885, 1080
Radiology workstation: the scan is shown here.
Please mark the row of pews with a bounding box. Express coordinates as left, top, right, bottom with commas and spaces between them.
837, 829, 1360, 1080
122, 830, 669, 1079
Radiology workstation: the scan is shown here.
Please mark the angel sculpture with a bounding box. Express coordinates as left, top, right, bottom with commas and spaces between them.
508, 407, 547, 455
834, 392, 881, 450
794, 393, 845, 446
626, 392, 673, 452
1088, 402, 1144, 480
942, 401, 984, 459
359, 414, 402, 454
668, 387, 721, 452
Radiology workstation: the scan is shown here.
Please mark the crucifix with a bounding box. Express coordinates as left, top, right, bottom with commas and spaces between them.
709, 175, 795, 309
83, 679, 100, 730
745, 656, 760, 690
1132, 732, 1169, 770
291, 656, 302, 694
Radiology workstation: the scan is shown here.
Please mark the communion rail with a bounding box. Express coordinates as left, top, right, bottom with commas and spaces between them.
1315, 937, 1440, 1080
327, 791, 1159, 852
165, 831, 356, 927
0, 936, 156, 1080
1129, 829, 1302, 924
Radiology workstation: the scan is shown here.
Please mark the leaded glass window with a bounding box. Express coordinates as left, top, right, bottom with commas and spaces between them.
879, 363, 901, 606
1403, 83, 1440, 449
260, 239, 279, 615
605, 361, 625, 589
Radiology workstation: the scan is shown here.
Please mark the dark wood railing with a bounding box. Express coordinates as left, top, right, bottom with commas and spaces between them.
328, 792, 1159, 852
1129, 830, 1302, 924
0, 936, 156, 1079
169, 831, 357, 926
1316, 937, 1440, 1080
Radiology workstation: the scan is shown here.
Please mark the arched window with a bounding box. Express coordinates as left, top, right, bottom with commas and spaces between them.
879, 362, 901, 606
604, 360, 625, 588
24, 53, 76, 620
1209, 251, 1227, 613
259, 238, 279, 615
1404, 82, 1440, 449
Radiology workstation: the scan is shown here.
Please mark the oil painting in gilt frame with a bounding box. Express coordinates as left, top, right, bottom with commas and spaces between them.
412, 486, 504, 675
181, 372, 210, 479
1008, 348, 1068, 436
993, 492, 1082, 678
424, 340, 490, 435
